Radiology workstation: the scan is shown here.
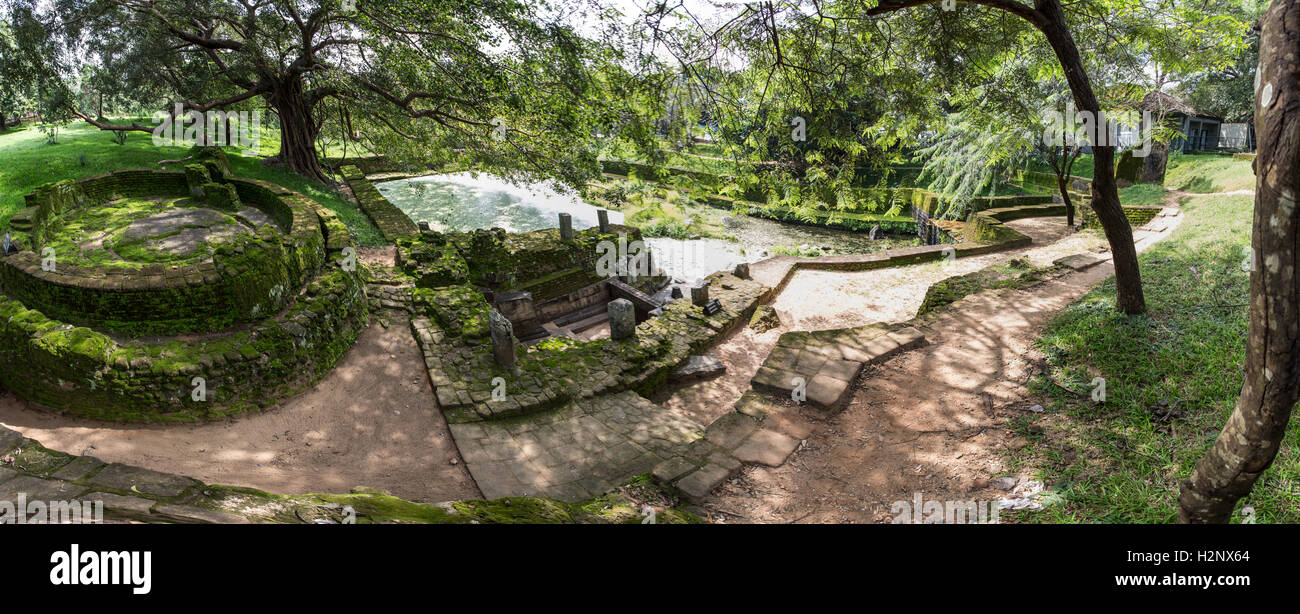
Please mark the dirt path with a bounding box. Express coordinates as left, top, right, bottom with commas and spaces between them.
691, 208, 1183, 523
0, 314, 480, 504
655, 217, 1107, 427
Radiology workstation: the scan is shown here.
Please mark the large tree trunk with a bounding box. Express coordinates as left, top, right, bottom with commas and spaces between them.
1178, 0, 1299, 524
1141, 140, 1169, 184
1035, 0, 1146, 314
267, 79, 328, 184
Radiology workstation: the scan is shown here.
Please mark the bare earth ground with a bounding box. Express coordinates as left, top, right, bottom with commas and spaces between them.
0, 216, 1128, 511
654, 217, 1106, 427
687, 213, 1179, 523
0, 269, 479, 504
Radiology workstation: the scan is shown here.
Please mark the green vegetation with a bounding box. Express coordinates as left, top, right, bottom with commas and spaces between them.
916, 258, 1058, 316
0, 122, 383, 246
1022, 193, 1297, 523
1118, 183, 1169, 207
1164, 153, 1256, 193
200, 473, 702, 524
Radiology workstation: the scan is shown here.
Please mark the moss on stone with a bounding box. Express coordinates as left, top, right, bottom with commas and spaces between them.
916, 257, 1061, 316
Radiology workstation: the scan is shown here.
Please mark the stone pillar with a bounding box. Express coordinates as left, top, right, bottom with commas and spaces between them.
597, 209, 610, 233
489, 310, 516, 367
559, 213, 574, 240
608, 298, 636, 340
733, 262, 750, 279
690, 283, 709, 307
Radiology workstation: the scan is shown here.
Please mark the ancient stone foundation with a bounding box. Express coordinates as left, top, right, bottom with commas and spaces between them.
0, 166, 367, 421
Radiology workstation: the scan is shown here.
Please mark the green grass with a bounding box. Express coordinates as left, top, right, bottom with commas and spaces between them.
0, 121, 384, 246
1026, 154, 1096, 179
1020, 192, 1298, 523
1164, 153, 1256, 193
1118, 183, 1169, 207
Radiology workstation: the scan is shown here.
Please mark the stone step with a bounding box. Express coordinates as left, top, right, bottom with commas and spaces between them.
566, 310, 611, 334
1053, 253, 1105, 271
657, 405, 804, 502
750, 325, 927, 411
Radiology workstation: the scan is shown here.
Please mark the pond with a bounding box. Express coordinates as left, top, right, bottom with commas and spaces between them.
376, 172, 918, 283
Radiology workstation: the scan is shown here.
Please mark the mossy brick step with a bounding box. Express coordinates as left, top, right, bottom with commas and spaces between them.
752, 324, 927, 411
340, 165, 418, 241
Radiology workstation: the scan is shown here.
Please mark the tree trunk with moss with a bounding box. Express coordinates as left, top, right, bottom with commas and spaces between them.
1179, 0, 1300, 524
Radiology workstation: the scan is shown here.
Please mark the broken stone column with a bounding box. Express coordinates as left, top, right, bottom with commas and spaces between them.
489, 310, 517, 367
733, 262, 750, 279
559, 212, 574, 240
690, 283, 709, 307
608, 298, 636, 340
597, 209, 610, 233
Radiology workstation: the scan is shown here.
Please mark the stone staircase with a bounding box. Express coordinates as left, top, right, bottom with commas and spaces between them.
653, 322, 929, 502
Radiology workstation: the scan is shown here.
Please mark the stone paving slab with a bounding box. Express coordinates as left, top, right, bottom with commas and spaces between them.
1054, 253, 1104, 271
0, 475, 88, 501
450, 390, 706, 501
80, 492, 158, 518
732, 429, 800, 467
50, 456, 107, 481
89, 463, 201, 498
751, 323, 925, 410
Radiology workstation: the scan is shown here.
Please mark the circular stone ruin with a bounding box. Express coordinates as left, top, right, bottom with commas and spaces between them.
0, 154, 366, 421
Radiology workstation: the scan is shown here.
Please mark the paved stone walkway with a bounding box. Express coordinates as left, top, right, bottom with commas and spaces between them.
449, 391, 706, 500
752, 323, 928, 411
0, 424, 249, 523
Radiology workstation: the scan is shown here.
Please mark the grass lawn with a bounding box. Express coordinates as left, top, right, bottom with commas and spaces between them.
1118, 183, 1169, 206
1018, 191, 1299, 523
1164, 153, 1256, 193
1026, 154, 1096, 179
0, 121, 384, 246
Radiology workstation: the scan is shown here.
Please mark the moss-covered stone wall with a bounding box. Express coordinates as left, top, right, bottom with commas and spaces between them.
0, 267, 367, 422
339, 165, 418, 241
0, 170, 367, 422
0, 172, 335, 335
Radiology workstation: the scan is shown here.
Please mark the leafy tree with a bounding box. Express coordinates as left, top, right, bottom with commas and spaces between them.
868, 0, 1240, 314
33, 0, 633, 186
0, 9, 46, 130
1179, 24, 1260, 123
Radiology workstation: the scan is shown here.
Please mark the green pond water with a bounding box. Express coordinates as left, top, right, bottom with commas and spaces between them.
375, 172, 919, 283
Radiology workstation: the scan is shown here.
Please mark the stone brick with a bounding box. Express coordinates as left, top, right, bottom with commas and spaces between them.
652, 457, 697, 483
818, 358, 864, 383
805, 374, 853, 411
152, 504, 250, 524
704, 412, 759, 450
675, 463, 732, 501
50, 455, 106, 481
732, 429, 801, 467
80, 492, 158, 518
89, 463, 200, 498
